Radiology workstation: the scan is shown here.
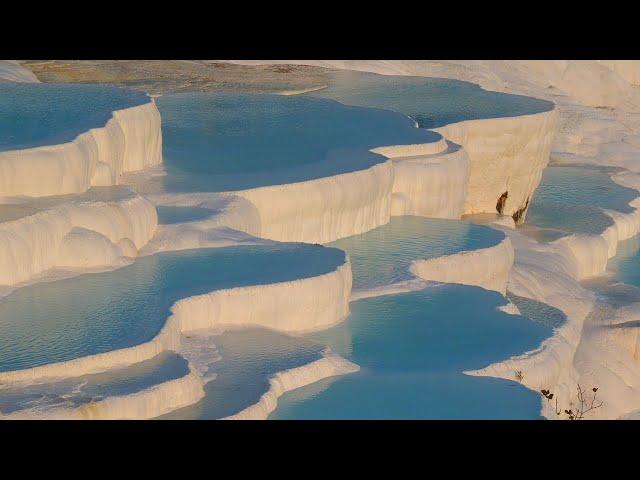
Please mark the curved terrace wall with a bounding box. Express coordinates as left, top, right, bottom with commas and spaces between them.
410, 236, 514, 295
0, 259, 352, 385
0, 195, 158, 287
433, 109, 558, 223
0, 100, 162, 198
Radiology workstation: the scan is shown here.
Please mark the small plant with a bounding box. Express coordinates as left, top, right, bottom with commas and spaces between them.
515, 370, 524, 383
540, 385, 603, 420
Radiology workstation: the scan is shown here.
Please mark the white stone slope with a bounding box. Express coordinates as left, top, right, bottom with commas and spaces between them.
432, 111, 557, 221
0, 99, 162, 198
224, 348, 360, 420
410, 236, 514, 295
0, 60, 39, 83
391, 142, 470, 219
0, 192, 158, 289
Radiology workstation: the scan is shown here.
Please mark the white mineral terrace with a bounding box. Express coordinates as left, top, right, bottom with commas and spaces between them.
0, 100, 162, 199
12, 59, 640, 420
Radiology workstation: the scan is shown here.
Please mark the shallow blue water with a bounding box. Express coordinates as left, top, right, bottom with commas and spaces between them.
309, 71, 553, 129
158, 328, 325, 419
526, 165, 638, 235
328, 217, 504, 291
154, 93, 439, 192
0, 244, 345, 372
0, 83, 149, 152
271, 285, 550, 419
156, 206, 215, 224
606, 236, 640, 289
507, 293, 567, 330
0, 352, 189, 414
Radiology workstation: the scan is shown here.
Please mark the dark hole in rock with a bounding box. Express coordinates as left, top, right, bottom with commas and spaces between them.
512, 197, 531, 224
496, 191, 508, 214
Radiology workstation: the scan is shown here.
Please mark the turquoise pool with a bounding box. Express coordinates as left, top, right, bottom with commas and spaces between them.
526, 165, 638, 235
156, 206, 215, 224
159, 328, 325, 420
0, 83, 150, 152
271, 285, 550, 419
0, 244, 345, 372
308, 70, 553, 129
328, 216, 504, 291
154, 92, 440, 193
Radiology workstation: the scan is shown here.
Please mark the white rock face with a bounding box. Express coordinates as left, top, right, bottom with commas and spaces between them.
0, 195, 158, 287
391, 144, 470, 219
0, 101, 162, 198
410, 236, 514, 295
433, 110, 557, 221
224, 349, 360, 420
235, 160, 395, 243
174, 261, 352, 333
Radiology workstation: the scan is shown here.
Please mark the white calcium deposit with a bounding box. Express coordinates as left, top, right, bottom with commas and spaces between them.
0, 194, 158, 287
223, 348, 360, 420
235, 160, 395, 243
0, 100, 162, 198
410, 236, 514, 295
142, 137, 470, 246
140, 194, 264, 254
432, 111, 557, 221
173, 261, 352, 333
391, 143, 470, 219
